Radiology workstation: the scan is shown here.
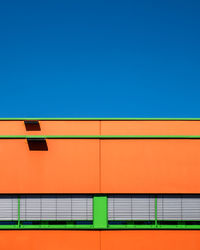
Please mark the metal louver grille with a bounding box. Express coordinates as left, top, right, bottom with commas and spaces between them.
0, 195, 18, 220
1, 194, 200, 223
157, 195, 182, 220
157, 195, 200, 221
182, 195, 200, 220
108, 195, 155, 220
20, 195, 93, 221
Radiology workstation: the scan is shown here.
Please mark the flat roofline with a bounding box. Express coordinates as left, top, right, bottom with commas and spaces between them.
0, 118, 200, 121
1, 135, 200, 139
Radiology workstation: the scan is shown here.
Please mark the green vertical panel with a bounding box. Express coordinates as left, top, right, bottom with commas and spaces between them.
93, 196, 108, 229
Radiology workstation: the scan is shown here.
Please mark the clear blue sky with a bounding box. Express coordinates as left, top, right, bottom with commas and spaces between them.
0, 0, 199, 117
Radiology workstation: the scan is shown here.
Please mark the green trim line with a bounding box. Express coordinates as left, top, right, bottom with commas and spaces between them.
93, 196, 108, 229
0, 225, 200, 230
0, 225, 94, 229
107, 225, 200, 230
155, 196, 157, 227
0, 118, 200, 121
1, 135, 200, 139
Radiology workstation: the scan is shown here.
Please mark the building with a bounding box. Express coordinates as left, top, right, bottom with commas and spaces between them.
0, 118, 200, 249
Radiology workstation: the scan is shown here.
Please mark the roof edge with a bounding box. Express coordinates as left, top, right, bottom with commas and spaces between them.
0, 118, 200, 121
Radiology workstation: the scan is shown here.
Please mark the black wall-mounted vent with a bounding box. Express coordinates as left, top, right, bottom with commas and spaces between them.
24, 121, 41, 131
27, 138, 48, 151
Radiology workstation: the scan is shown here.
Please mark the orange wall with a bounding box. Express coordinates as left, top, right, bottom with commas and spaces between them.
0, 120, 200, 135
101, 120, 200, 135
0, 137, 200, 193
0, 231, 200, 250
101, 139, 200, 193
101, 231, 200, 250
1, 120, 200, 250
0, 231, 100, 250
0, 121, 100, 135
0, 139, 100, 193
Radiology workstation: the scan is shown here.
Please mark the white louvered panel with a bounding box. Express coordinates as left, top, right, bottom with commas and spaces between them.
108, 195, 132, 220
108, 195, 155, 220
157, 195, 182, 220
108, 197, 114, 220
71, 195, 93, 220
41, 196, 57, 220
86, 197, 93, 220
20, 195, 41, 220
56, 195, 72, 220
182, 195, 200, 220
20, 195, 93, 221
0, 196, 18, 220
132, 195, 155, 220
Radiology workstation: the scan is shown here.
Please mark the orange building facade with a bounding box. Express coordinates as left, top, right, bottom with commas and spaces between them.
0, 118, 200, 250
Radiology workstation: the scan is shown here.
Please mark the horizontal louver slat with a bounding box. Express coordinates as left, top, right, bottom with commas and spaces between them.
108, 195, 155, 221
182, 195, 200, 220
20, 195, 93, 221
0, 196, 18, 220
157, 195, 200, 221
157, 195, 182, 220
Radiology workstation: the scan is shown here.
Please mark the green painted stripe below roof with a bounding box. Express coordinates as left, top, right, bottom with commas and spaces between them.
1, 135, 200, 139
0, 118, 200, 121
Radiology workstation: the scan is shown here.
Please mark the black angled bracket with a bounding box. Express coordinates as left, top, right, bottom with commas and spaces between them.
27, 138, 48, 151
24, 120, 41, 131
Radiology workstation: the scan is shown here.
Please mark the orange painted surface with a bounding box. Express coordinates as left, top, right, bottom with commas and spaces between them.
101, 231, 200, 250
40, 121, 100, 135
0, 231, 100, 250
101, 120, 200, 135
1, 138, 200, 193
0, 230, 199, 250
1, 120, 200, 135
0, 121, 100, 135
0, 139, 100, 193
101, 139, 200, 193
0, 121, 35, 135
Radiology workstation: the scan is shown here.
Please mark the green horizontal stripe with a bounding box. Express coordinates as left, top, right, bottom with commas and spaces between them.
0, 225, 200, 230
0, 135, 200, 139
0, 118, 200, 121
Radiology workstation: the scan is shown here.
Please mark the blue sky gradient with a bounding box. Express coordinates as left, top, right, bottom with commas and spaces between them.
0, 0, 200, 117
